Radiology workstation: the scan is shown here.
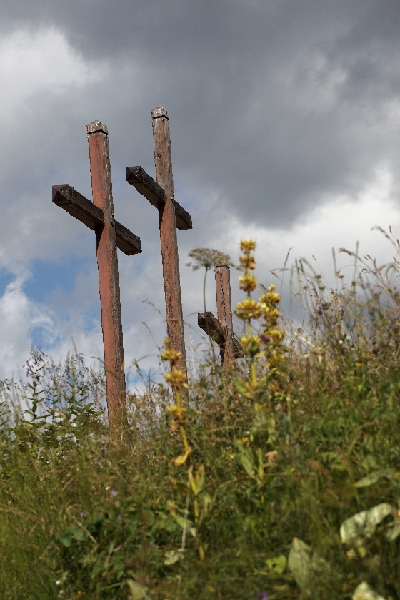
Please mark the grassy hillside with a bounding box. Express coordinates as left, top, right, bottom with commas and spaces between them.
1, 235, 400, 600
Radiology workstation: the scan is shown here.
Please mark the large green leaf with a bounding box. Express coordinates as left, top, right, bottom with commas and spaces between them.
340, 503, 393, 547
288, 538, 331, 596
354, 469, 396, 488
237, 444, 256, 479
127, 580, 151, 600
352, 581, 386, 600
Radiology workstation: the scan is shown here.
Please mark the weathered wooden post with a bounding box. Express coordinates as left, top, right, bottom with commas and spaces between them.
52, 121, 141, 434
215, 265, 235, 366
126, 107, 192, 373
198, 265, 243, 365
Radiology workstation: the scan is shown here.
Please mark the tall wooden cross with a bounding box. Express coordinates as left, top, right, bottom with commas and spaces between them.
52, 121, 141, 433
126, 107, 192, 371
198, 265, 243, 366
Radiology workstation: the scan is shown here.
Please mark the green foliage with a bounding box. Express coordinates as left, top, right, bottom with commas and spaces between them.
2, 231, 400, 598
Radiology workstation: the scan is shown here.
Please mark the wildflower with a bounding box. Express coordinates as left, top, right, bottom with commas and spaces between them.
257, 593, 268, 600
265, 329, 285, 343
167, 403, 187, 421
161, 339, 182, 366
236, 298, 262, 320
187, 248, 233, 270
241, 334, 261, 357
259, 285, 280, 307
239, 254, 256, 270
165, 368, 188, 390
239, 274, 258, 292
110, 490, 118, 497
240, 239, 256, 252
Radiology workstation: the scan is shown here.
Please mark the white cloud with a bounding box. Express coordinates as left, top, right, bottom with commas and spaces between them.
0, 26, 103, 115
180, 164, 400, 329
0, 275, 53, 379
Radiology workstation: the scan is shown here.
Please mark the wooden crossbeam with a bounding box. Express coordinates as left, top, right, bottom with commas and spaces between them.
198, 312, 243, 359
126, 166, 192, 230
52, 184, 141, 256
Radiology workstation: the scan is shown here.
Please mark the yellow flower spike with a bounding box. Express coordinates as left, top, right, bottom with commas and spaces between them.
259, 290, 281, 307
239, 274, 258, 292
239, 254, 256, 270
240, 335, 261, 357
167, 404, 187, 420
165, 368, 188, 390
264, 329, 285, 343
235, 297, 262, 320
240, 239, 256, 252
161, 338, 182, 366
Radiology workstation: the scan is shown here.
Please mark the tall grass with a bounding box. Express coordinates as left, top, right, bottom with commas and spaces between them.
1, 232, 400, 600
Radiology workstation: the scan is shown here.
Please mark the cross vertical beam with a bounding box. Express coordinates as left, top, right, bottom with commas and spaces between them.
87, 121, 126, 429
215, 265, 234, 367
198, 265, 243, 364
151, 107, 186, 370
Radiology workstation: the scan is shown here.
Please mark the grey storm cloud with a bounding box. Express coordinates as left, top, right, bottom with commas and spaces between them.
1, 0, 399, 228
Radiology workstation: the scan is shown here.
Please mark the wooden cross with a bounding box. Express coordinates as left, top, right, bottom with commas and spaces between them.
198, 265, 243, 366
126, 107, 192, 372
52, 121, 141, 433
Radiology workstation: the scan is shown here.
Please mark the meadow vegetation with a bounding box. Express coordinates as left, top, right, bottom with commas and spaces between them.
2, 230, 400, 599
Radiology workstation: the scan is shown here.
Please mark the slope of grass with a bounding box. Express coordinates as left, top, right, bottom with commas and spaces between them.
2, 234, 400, 600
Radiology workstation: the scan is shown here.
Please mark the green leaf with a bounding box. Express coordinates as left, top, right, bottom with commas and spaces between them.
164, 550, 184, 565
127, 580, 151, 600
233, 379, 248, 395
352, 581, 386, 600
56, 531, 73, 547
56, 526, 87, 546
288, 538, 331, 596
69, 527, 87, 541
266, 555, 286, 574
354, 469, 396, 488
237, 444, 255, 479
340, 503, 393, 546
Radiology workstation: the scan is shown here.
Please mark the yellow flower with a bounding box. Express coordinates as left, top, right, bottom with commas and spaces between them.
265, 329, 285, 343
165, 368, 188, 390
239, 274, 258, 292
259, 287, 281, 307
167, 404, 187, 420
239, 254, 256, 270
235, 297, 262, 320
161, 338, 182, 366
241, 334, 261, 357
240, 239, 256, 252
267, 350, 286, 366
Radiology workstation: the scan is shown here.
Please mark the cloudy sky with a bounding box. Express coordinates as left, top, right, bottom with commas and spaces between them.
0, 0, 399, 385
